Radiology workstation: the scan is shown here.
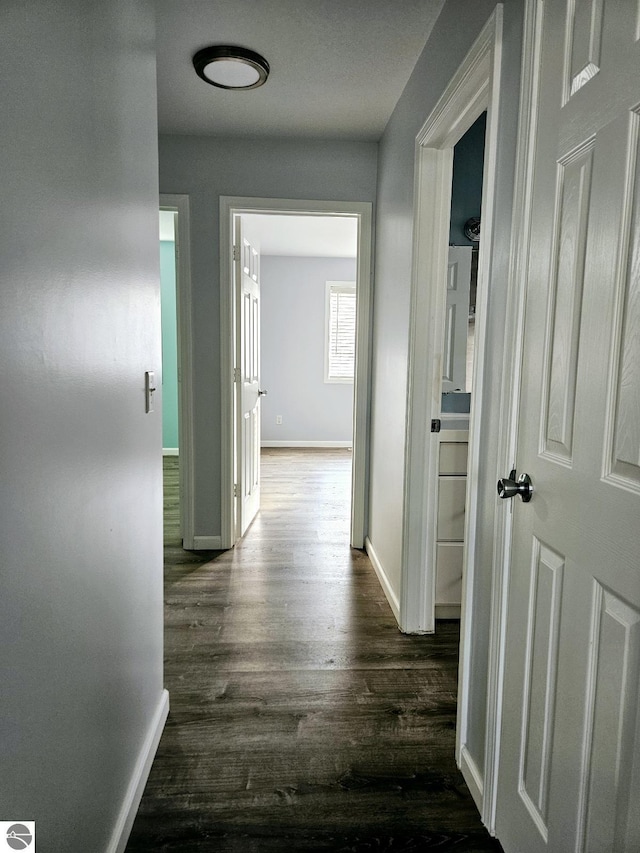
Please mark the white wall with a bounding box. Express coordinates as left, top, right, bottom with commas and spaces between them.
368, 0, 524, 781
261, 255, 356, 444
158, 136, 377, 536
0, 3, 165, 851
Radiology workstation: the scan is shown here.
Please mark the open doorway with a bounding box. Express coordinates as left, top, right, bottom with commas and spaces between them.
234, 213, 358, 546
435, 112, 486, 620
158, 209, 180, 553
159, 194, 195, 549
401, 10, 505, 829
245, 213, 357, 451
219, 198, 373, 552
159, 210, 179, 457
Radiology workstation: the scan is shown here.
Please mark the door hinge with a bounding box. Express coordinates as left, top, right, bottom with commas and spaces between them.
233, 484, 238, 497
234, 366, 241, 382
233, 245, 240, 262
431, 419, 441, 433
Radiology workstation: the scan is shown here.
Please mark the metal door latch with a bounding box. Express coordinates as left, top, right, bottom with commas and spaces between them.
497, 469, 533, 502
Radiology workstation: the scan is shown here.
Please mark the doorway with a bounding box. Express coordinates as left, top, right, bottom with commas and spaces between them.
159, 210, 179, 458
159, 194, 195, 549
245, 213, 357, 452
435, 112, 486, 621
401, 8, 505, 830
236, 213, 358, 542
219, 198, 373, 551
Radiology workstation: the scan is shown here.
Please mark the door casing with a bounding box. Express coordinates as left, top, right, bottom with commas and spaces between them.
219, 197, 373, 550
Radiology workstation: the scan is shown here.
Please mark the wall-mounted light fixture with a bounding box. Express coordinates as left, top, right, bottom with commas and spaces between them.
192, 45, 270, 90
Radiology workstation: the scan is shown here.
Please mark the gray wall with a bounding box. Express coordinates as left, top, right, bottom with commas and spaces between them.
368, 0, 524, 780
0, 2, 164, 850
159, 136, 377, 535
261, 255, 356, 444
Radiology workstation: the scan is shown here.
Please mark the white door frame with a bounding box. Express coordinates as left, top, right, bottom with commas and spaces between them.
159, 194, 195, 549
401, 7, 506, 823
219, 197, 373, 550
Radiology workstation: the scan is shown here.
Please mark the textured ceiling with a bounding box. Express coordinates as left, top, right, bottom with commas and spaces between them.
155, 0, 445, 140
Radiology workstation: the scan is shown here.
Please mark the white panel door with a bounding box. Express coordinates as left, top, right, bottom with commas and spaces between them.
443, 246, 472, 392
235, 217, 261, 537
497, 3, 640, 851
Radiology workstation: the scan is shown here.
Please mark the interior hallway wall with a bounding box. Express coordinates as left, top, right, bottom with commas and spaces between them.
0, 2, 165, 850
261, 255, 356, 445
368, 0, 524, 785
158, 136, 377, 537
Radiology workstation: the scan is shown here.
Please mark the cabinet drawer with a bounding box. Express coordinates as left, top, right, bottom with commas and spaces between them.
439, 441, 468, 475
436, 543, 463, 604
437, 477, 466, 540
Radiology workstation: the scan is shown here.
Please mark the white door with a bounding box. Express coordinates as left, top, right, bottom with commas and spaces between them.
443, 246, 472, 393
496, 3, 640, 851
235, 216, 262, 537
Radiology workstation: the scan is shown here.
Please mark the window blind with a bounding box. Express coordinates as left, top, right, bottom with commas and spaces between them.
326, 282, 356, 382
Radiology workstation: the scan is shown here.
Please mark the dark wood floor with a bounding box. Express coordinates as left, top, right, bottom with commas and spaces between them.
126, 449, 501, 852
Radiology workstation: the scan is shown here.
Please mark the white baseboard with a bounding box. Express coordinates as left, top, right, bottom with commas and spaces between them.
261, 440, 352, 448
162, 448, 179, 456
108, 688, 169, 853
193, 535, 222, 550
459, 743, 484, 815
364, 536, 400, 625
435, 604, 461, 619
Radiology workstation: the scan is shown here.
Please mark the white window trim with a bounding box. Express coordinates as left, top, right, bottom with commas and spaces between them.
324, 280, 356, 384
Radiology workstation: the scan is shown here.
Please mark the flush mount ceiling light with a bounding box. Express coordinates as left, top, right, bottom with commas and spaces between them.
192, 45, 270, 90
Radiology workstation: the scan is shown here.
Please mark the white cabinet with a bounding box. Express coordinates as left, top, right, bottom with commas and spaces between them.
435, 429, 468, 618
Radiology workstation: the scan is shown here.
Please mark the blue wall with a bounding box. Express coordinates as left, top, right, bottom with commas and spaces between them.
160, 240, 179, 449
449, 111, 486, 245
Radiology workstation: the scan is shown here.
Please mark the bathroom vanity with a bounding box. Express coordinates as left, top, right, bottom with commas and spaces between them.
435, 421, 468, 618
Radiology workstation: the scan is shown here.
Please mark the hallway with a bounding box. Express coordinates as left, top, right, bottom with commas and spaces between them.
126, 449, 500, 852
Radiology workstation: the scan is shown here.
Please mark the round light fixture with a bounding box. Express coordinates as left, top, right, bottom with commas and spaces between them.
464, 217, 481, 242
193, 45, 270, 90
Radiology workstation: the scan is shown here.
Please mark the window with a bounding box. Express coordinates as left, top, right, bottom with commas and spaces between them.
325, 281, 356, 383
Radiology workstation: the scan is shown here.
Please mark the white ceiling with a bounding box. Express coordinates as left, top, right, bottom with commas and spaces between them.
243, 214, 358, 257
154, 0, 445, 140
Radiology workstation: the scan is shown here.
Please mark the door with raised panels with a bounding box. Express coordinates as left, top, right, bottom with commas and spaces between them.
235, 216, 262, 537
496, 2, 640, 850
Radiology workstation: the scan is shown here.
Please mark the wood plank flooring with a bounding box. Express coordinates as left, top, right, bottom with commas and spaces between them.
126, 449, 501, 853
